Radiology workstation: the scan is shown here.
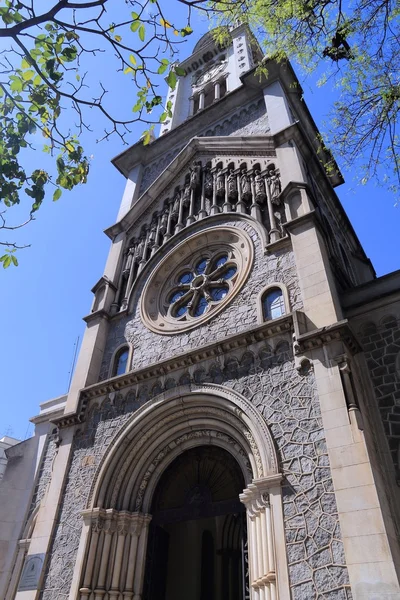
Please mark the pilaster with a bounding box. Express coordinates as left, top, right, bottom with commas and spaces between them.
311, 344, 400, 599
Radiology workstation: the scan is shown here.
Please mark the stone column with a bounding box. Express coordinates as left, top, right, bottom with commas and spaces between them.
265, 176, 280, 243
199, 90, 205, 110
79, 521, 100, 600
79, 509, 151, 600
132, 517, 151, 600
222, 173, 232, 212
186, 189, 196, 225
175, 190, 185, 233
236, 173, 246, 213
93, 519, 113, 600
214, 81, 221, 101
210, 171, 219, 215
240, 480, 278, 600
164, 200, 173, 241
138, 227, 150, 274
150, 214, 161, 256
189, 96, 195, 116
198, 170, 207, 219
250, 175, 262, 223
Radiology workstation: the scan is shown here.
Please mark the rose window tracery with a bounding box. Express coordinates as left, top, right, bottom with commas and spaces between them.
141, 227, 253, 334
167, 253, 238, 320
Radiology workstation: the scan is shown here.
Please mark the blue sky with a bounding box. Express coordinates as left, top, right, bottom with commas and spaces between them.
1, 4, 399, 440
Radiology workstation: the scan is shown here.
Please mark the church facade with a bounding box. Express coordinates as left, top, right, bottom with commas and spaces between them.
1, 25, 400, 600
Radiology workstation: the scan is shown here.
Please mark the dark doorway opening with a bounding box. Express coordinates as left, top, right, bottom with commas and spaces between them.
143, 446, 248, 600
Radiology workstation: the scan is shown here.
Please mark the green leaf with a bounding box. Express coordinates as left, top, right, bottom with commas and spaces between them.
165, 70, 177, 90
175, 66, 186, 77
53, 188, 62, 201
130, 20, 140, 32
11, 255, 18, 266
157, 62, 168, 75
2, 255, 11, 268
124, 66, 134, 75
22, 69, 35, 81
10, 77, 23, 92
129, 54, 137, 65
115, 34, 122, 42
180, 26, 193, 37
139, 23, 145, 42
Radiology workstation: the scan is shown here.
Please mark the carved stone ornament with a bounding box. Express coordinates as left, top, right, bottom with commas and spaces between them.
204, 166, 213, 198
140, 227, 254, 335
227, 169, 238, 200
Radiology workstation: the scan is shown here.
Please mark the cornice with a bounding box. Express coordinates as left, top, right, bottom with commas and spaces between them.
295, 319, 361, 355
283, 209, 318, 233
53, 315, 362, 429
53, 314, 294, 428
82, 308, 111, 325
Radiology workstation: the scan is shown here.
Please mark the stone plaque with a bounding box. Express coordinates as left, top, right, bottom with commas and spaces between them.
18, 553, 45, 591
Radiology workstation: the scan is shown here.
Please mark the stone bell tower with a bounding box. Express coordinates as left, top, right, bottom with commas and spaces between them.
2, 24, 400, 600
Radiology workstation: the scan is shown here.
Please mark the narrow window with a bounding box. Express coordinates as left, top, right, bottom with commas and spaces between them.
263, 288, 285, 321
113, 347, 129, 377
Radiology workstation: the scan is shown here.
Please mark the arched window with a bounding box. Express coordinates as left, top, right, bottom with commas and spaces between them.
263, 287, 286, 321
113, 346, 129, 377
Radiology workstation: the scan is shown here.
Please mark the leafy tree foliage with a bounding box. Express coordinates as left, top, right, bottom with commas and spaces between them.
212, 0, 400, 200
1, 0, 399, 267
0, 0, 198, 265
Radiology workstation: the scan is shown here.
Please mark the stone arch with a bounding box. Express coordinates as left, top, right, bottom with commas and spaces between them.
88, 384, 279, 512
76, 385, 289, 600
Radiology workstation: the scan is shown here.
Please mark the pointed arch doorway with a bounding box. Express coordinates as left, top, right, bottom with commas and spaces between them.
143, 445, 248, 600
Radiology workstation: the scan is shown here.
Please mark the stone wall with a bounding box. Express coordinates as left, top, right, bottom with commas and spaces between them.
99, 217, 302, 380
39, 341, 352, 600
358, 314, 400, 476
139, 98, 269, 194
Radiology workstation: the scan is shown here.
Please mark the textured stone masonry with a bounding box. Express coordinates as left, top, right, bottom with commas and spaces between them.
39, 342, 351, 600
359, 315, 400, 475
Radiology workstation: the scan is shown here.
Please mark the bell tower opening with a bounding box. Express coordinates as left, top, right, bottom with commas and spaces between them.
143, 446, 248, 600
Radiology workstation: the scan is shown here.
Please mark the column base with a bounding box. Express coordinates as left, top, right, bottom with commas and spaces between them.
269, 229, 281, 242
210, 205, 220, 215
198, 209, 207, 219
186, 215, 196, 225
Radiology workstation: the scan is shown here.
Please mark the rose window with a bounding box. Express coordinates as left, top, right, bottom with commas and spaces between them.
168, 253, 238, 320
141, 227, 254, 335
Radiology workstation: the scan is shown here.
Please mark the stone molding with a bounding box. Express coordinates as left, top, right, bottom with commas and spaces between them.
86, 384, 280, 512
295, 319, 361, 355
52, 315, 360, 429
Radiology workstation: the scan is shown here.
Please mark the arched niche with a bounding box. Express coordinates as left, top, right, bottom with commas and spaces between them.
75, 385, 290, 600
